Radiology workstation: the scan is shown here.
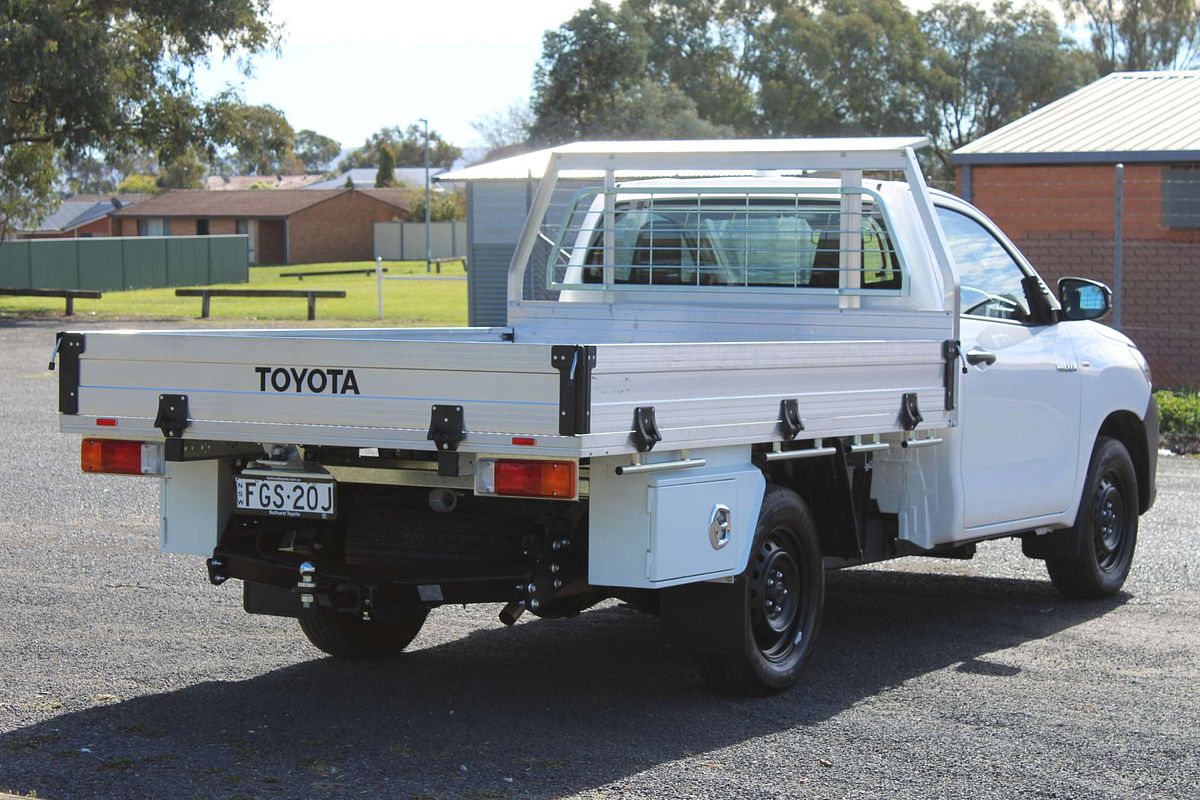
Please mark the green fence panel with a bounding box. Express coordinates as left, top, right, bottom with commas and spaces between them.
78, 237, 125, 291
0, 241, 32, 288
122, 237, 168, 289
166, 236, 211, 286
208, 236, 250, 284
30, 240, 79, 290
1, 235, 248, 291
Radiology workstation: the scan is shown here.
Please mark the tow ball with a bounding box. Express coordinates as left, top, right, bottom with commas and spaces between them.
297, 561, 317, 609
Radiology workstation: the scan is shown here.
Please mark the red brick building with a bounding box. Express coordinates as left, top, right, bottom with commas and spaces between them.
953, 71, 1200, 388
111, 189, 409, 264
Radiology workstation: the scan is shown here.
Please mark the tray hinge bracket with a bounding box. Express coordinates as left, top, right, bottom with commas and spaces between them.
779, 398, 804, 441
154, 394, 190, 439
427, 404, 466, 453
631, 406, 662, 453
552, 344, 596, 436
899, 392, 923, 431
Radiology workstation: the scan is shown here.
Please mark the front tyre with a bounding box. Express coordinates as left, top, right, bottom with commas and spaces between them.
699, 486, 825, 695
299, 606, 428, 659
1046, 436, 1139, 598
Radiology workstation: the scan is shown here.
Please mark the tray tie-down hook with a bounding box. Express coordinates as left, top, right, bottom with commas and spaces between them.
631, 406, 662, 452
899, 392, 923, 431
779, 398, 804, 441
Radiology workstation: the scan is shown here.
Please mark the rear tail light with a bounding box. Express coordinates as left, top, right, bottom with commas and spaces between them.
81, 439, 164, 476
476, 458, 577, 500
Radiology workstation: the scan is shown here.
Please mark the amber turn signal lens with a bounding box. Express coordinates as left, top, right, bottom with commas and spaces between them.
493, 459, 577, 499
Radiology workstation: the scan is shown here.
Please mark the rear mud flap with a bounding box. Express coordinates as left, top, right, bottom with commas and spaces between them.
659, 576, 749, 655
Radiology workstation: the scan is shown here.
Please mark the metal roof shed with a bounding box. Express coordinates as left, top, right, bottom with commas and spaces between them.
950, 70, 1200, 387
952, 70, 1200, 196
438, 138, 927, 326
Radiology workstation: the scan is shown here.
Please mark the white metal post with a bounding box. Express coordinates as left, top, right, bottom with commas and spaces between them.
375, 256, 384, 321
419, 117, 431, 274
1113, 163, 1124, 330
603, 169, 616, 288
838, 170, 863, 310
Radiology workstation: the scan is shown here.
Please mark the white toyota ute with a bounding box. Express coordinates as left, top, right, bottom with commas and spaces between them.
54, 138, 1157, 694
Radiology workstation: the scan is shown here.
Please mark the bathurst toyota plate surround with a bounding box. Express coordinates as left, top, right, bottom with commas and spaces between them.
235, 468, 336, 520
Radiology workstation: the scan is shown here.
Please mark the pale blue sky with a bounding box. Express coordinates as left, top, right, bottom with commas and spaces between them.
194, 0, 593, 152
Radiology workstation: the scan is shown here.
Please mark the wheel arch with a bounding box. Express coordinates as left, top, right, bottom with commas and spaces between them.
760, 447, 864, 560
1096, 410, 1153, 514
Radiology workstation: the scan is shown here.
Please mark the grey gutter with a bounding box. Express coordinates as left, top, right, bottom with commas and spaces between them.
952, 150, 1200, 165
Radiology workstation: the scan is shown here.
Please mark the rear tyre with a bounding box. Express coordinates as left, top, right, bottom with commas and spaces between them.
698, 485, 825, 695
298, 606, 428, 659
1046, 436, 1139, 598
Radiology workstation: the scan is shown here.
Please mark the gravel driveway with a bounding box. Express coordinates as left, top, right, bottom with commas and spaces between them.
1, 319, 1197, 800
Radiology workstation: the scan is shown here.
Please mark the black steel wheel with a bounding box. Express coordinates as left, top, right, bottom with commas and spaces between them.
750, 528, 806, 662
699, 485, 824, 695
1046, 436, 1139, 598
298, 605, 428, 659
1093, 471, 1128, 572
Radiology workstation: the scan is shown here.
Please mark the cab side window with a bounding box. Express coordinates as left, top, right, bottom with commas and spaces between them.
936, 207, 1030, 321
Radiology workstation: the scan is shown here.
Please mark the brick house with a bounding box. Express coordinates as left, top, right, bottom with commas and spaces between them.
953, 70, 1200, 387
111, 189, 409, 264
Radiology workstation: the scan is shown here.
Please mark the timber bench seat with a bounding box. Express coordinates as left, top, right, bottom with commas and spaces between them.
283, 267, 387, 280
175, 288, 346, 320
0, 288, 102, 316
430, 256, 467, 273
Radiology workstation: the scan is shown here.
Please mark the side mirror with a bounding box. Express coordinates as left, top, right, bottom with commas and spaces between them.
1058, 277, 1111, 321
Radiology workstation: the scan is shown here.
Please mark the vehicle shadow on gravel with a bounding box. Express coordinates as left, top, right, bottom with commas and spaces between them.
1, 568, 1127, 800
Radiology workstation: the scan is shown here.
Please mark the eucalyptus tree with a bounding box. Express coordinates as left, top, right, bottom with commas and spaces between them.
0, 0, 277, 233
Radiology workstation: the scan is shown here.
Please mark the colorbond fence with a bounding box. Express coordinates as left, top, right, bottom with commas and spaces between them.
0, 235, 249, 291
373, 221, 466, 262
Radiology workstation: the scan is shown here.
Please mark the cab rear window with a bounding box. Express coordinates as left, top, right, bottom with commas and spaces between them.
582, 199, 900, 290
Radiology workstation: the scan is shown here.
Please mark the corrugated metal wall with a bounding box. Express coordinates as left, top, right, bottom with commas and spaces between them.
465, 179, 587, 326
0, 235, 249, 291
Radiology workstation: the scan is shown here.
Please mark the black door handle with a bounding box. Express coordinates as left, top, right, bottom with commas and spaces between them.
966, 349, 997, 366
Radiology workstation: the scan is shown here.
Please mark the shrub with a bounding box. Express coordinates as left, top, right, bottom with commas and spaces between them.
403, 187, 465, 222
1155, 389, 1200, 455
116, 174, 160, 194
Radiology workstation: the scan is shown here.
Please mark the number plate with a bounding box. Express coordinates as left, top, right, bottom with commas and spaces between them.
235, 475, 336, 520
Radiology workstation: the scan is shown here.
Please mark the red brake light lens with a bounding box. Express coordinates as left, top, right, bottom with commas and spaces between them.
492, 459, 576, 499
81, 439, 162, 475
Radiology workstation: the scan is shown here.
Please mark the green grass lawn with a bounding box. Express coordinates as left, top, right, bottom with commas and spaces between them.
0, 260, 468, 326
